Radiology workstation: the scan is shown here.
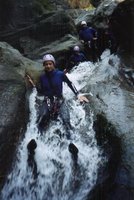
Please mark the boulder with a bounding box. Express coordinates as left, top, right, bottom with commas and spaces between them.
0, 42, 42, 83
110, 0, 134, 56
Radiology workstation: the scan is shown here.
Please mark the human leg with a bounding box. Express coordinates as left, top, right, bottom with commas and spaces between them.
37, 100, 50, 132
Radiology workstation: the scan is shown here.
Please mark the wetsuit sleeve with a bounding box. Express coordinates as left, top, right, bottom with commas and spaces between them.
63, 74, 79, 96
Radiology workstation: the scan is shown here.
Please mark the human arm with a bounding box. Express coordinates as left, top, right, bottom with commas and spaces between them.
25, 73, 44, 95
25, 74, 36, 87
63, 74, 89, 103
63, 74, 79, 96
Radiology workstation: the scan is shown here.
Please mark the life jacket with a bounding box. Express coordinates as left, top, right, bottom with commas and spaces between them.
40, 69, 78, 98
40, 70, 64, 98
70, 52, 86, 64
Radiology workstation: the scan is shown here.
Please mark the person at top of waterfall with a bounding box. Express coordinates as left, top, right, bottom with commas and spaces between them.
67, 45, 87, 71
79, 21, 100, 62
79, 21, 97, 45
27, 54, 89, 130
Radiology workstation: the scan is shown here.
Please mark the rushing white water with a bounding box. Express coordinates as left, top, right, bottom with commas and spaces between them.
1, 59, 102, 200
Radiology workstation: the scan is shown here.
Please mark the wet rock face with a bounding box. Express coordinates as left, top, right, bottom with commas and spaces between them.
90, 114, 122, 200
85, 51, 134, 199
0, 63, 26, 189
0, 41, 43, 89
0, 41, 42, 189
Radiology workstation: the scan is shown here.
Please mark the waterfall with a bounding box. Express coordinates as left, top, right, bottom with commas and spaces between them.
1, 53, 112, 200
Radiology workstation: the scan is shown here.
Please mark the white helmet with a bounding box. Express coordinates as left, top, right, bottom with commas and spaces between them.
43, 54, 56, 65
81, 21, 87, 26
73, 45, 80, 52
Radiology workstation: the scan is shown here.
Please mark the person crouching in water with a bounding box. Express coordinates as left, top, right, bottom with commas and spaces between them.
67, 45, 87, 72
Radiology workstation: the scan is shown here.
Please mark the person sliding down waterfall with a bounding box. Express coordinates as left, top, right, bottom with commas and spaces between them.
26, 54, 89, 162
26, 54, 89, 133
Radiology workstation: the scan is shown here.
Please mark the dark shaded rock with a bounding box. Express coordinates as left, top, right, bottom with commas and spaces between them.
0, 0, 57, 32
30, 10, 76, 43
90, 0, 102, 8
0, 10, 76, 55
110, 0, 134, 56
92, 0, 134, 57
0, 0, 15, 31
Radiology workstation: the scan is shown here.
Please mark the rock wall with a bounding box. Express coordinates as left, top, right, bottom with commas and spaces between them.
0, 41, 43, 188
110, 0, 134, 56
93, 0, 134, 57
0, 63, 26, 189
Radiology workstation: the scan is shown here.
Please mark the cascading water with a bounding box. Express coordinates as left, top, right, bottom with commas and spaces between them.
1, 52, 115, 200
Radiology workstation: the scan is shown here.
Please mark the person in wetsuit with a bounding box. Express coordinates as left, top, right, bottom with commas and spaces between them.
67, 45, 87, 71
27, 54, 88, 131
79, 21, 100, 62
26, 54, 89, 165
